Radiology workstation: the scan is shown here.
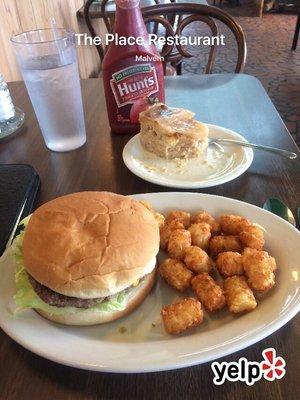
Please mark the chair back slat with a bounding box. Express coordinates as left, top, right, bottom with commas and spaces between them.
175, 15, 219, 73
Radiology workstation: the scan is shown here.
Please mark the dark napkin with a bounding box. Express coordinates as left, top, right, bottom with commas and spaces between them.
0, 164, 40, 255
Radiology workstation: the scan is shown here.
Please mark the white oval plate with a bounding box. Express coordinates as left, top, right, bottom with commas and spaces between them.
0, 192, 299, 373
123, 124, 253, 188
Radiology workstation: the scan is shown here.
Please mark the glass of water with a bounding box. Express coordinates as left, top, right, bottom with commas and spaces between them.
11, 28, 86, 152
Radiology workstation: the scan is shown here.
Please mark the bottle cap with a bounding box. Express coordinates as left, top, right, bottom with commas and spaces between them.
115, 0, 140, 9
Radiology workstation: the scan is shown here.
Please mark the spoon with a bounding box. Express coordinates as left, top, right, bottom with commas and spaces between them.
209, 138, 297, 160
263, 198, 296, 226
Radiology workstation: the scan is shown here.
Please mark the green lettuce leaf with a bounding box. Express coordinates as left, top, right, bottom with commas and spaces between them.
11, 221, 127, 316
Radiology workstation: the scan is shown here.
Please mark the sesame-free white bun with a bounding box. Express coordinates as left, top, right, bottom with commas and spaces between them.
22, 191, 159, 298
35, 269, 156, 326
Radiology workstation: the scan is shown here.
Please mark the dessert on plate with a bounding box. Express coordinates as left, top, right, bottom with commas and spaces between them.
139, 103, 209, 159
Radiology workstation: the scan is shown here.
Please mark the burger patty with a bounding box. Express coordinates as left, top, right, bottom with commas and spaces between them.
27, 273, 144, 309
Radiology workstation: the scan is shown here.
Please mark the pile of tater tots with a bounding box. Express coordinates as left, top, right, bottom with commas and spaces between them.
142, 202, 277, 335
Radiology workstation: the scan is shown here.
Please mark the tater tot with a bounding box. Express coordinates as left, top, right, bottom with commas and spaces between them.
161, 298, 203, 334
191, 211, 220, 235
159, 258, 193, 291
239, 225, 265, 250
242, 248, 276, 292
243, 248, 276, 271
160, 220, 185, 249
191, 272, 226, 312
139, 200, 165, 227
216, 252, 244, 277
188, 222, 211, 250
165, 210, 191, 228
224, 276, 257, 313
209, 235, 242, 257
219, 214, 251, 235
168, 229, 192, 260
184, 246, 213, 273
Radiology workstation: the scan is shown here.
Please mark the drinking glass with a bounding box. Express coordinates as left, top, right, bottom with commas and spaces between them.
11, 28, 86, 152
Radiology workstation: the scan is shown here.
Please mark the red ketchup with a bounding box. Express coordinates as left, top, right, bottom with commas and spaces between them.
102, 0, 165, 134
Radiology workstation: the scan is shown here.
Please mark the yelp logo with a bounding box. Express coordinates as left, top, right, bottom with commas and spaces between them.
261, 348, 285, 380
211, 348, 286, 386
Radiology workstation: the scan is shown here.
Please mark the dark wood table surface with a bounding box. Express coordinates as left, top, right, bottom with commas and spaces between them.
0, 75, 299, 400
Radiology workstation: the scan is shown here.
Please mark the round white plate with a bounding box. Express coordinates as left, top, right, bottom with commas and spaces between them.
123, 124, 254, 188
0, 192, 299, 373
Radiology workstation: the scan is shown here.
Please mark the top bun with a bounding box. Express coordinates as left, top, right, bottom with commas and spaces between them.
22, 192, 159, 299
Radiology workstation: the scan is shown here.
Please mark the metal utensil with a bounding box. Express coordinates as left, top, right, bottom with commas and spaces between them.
209, 138, 297, 160
263, 198, 296, 226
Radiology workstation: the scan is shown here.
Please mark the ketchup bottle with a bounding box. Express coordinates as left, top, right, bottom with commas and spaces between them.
102, 0, 165, 134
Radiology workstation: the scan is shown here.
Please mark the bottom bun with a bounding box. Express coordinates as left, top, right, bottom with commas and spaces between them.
35, 268, 157, 326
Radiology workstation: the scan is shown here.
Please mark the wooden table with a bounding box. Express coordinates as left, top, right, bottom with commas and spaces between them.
0, 75, 299, 400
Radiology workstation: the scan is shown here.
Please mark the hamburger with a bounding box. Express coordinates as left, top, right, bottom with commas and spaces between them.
13, 191, 159, 325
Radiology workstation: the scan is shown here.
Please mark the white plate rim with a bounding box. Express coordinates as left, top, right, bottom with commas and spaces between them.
0, 192, 299, 373
122, 124, 254, 189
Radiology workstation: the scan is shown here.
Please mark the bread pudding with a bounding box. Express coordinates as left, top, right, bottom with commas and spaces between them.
139, 103, 209, 159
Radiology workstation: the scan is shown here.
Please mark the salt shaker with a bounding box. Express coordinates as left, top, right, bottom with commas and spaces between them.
0, 74, 15, 121
0, 73, 25, 139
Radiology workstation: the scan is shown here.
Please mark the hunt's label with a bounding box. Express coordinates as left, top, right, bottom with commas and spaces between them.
110, 64, 159, 108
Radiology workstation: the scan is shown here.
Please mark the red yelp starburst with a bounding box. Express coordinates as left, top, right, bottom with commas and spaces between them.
261, 348, 286, 381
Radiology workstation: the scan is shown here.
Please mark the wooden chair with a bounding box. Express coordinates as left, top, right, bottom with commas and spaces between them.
213, 0, 240, 6
83, 1, 247, 74
213, 0, 223, 6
